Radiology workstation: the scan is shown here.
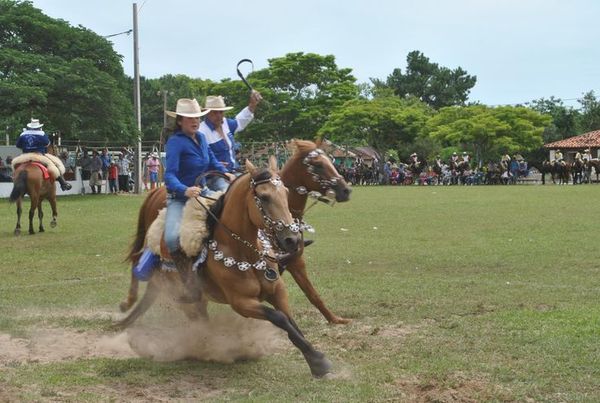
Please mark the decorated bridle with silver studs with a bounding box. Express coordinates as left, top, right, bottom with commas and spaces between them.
251, 175, 301, 236
293, 149, 342, 210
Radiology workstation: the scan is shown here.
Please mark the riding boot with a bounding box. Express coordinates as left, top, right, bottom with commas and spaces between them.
56, 175, 72, 191
171, 250, 202, 302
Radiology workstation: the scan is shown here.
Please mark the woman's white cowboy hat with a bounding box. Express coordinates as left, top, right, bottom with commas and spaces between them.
166, 98, 209, 118
203, 95, 233, 111
27, 118, 44, 129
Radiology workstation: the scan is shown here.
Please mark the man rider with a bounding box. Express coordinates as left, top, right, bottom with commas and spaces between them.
14, 118, 72, 191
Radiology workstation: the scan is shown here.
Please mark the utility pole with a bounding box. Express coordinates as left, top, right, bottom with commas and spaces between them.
133, 2, 142, 193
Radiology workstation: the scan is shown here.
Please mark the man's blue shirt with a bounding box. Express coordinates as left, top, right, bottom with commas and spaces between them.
16, 129, 50, 153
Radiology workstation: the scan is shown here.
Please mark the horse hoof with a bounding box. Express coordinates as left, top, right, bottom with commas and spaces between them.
29, 230, 35, 235
119, 301, 131, 313
14, 229, 21, 236
309, 353, 332, 378
50, 221, 57, 228
330, 316, 351, 325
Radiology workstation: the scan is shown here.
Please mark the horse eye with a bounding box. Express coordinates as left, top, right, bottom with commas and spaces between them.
258, 194, 270, 203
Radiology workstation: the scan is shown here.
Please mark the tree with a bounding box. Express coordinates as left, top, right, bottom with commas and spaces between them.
527, 96, 579, 143
427, 105, 550, 164
577, 91, 600, 133
0, 0, 135, 142
372, 50, 477, 109
241, 52, 359, 142
318, 96, 432, 159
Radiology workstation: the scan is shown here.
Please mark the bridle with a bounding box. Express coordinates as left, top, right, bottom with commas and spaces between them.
293, 149, 343, 207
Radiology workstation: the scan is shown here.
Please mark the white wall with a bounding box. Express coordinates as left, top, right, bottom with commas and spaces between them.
0, 167, 88, 198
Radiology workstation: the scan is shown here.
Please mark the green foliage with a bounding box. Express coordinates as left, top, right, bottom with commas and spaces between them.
527, 96, 580, 143
428, 104, 549, 163
372, 50, 477, 109
318, 96, 432, 159
0, 0, 135, 142
577, 90, 600, 133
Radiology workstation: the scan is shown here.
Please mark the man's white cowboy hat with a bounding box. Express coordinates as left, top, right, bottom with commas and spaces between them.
151, 152, 158, 158
26, 118, 44, 129
410, 153, 417, 157
584, 148, 590, 152
203, 95, 233, 112
166, 98, 209, 118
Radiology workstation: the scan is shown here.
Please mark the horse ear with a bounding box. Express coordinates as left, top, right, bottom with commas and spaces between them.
268, 155, 278, 171
245, 159, 257, 174
314, 138, 323, 148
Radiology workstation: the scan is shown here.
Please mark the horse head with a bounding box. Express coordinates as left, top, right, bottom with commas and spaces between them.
282, 139, 351, 203
244, 157, 301, 253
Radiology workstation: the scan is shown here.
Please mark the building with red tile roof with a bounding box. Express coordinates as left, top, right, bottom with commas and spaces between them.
544, 130, 600, 160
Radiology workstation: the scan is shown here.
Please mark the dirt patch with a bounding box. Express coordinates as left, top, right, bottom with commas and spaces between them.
389, 373, 512, 402
0, 307, 287, 368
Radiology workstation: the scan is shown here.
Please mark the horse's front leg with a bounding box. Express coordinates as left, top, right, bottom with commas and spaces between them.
287, 256, 350, 324
14, 199, 22, 236
230, 294, 332, 378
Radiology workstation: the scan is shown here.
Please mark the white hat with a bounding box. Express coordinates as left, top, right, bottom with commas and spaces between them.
166, 98, 209, 118
410, 153, 417, 157
27, 118, 44, 129
203, 95, 233, 111
151, 152, 158, 158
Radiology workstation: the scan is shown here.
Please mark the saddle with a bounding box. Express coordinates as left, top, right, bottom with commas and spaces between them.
146, 192, 224, 261
11, 152, 62, 179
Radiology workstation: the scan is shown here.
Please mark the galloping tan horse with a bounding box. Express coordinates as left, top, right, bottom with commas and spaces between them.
116, 158, 332, 377
9, 162, 58, 235
118, 140, 352, 324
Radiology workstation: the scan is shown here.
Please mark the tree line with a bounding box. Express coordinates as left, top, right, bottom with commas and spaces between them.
2, 0, 599, 165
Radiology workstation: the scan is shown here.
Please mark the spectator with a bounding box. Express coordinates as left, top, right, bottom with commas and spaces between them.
100, 148, 111, 179
146, 152, 161, 190
89, 150, 103, 194
107, 161, 118, 194
116, 152, 131, 193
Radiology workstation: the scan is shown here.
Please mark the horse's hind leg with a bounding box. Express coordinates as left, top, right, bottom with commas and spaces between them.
28, 197, 38, 234
48, 196, 58, 228
119, 268, 140, 312
113, 276, 161, 330
37, 202, 44, 233
14, 199, 22, 236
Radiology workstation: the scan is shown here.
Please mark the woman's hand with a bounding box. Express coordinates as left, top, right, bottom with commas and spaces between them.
184, 186, 202, 198
225, 172, 236, 182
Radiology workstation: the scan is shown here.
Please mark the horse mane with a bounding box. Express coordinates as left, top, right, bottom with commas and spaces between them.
206, 168, 273, 237
291, 139, 318, 158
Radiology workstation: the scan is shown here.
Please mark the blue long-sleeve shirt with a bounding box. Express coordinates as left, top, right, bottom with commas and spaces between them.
16, 129, 50, 153
164, 131, 227, 199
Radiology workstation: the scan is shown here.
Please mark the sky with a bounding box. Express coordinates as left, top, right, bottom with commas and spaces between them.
29, 0, 600, 108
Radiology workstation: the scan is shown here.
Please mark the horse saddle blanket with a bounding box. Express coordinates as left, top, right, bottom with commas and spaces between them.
11, 153, 63, 179
29, 161, 51, 180
146, 192, 224, 259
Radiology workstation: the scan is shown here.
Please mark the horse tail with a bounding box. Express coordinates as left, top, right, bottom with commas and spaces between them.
126, 193, 153, 264
9, 170, 28, 203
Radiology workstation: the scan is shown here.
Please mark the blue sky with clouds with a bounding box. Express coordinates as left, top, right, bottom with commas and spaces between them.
30, 0, 599, 107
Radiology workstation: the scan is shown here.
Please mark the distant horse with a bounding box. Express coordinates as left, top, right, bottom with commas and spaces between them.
9, 162, 58, 235
118, 140, 352, 326
450, 159, 469, 184
571, 159, 585, 184
116, 159, 332, 377
586, 159, 600, 183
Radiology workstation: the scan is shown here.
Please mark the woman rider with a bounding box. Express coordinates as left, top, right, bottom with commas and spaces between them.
135, 98, 234, 297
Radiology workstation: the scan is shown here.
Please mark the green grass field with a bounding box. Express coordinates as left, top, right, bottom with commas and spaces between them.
1, 185, 599, 401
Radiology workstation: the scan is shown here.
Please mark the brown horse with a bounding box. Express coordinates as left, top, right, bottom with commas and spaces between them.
116, 159, 333, 377
118, 140, 353, 324
9, 162, 58, 235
